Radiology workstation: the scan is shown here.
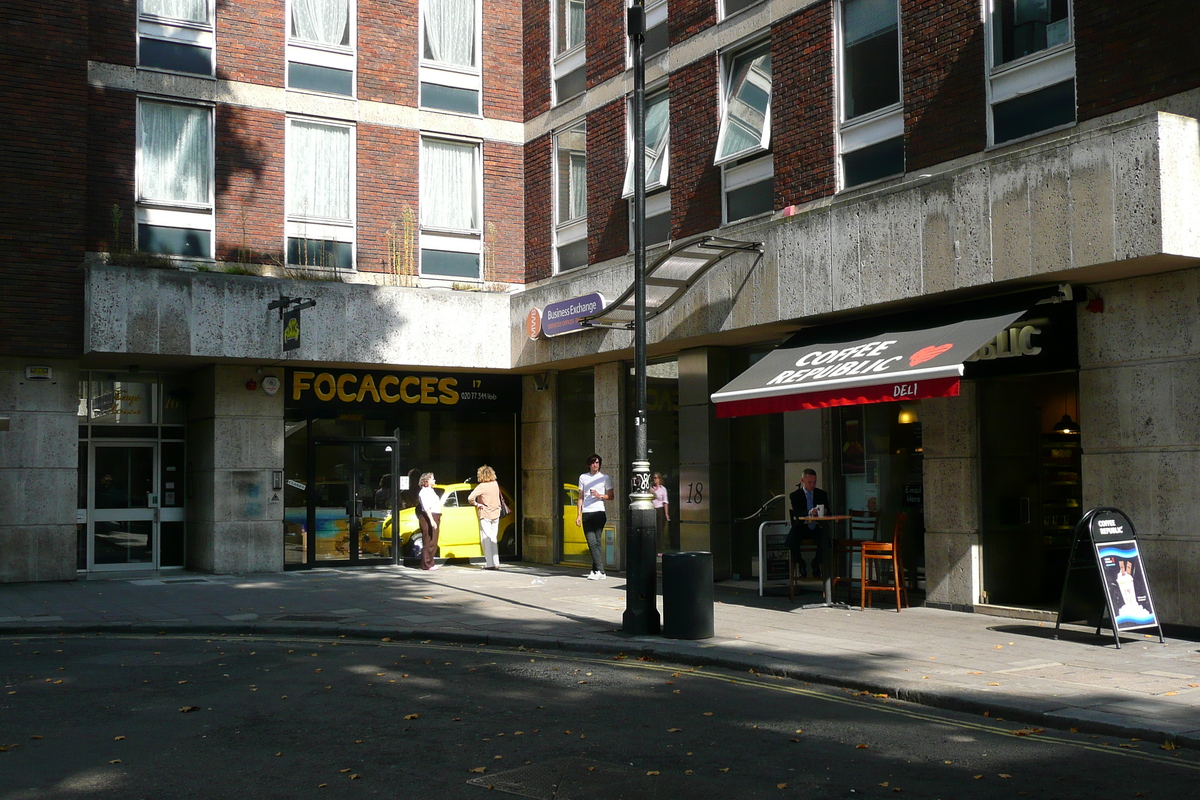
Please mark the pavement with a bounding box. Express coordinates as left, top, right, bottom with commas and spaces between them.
2, 561, 1199, 747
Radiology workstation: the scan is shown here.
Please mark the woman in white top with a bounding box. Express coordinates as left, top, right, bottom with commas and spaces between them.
575, 454, 613, 580
417, 472, 442, 571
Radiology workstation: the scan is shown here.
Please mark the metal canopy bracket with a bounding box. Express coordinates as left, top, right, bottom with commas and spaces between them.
578, 234, 763, 330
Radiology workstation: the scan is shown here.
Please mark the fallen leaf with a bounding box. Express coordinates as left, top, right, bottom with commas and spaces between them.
1069, 727, 1079, 733
355, 740, 364, 744
777, 783, 788, 789
318, 784, 327, 788
994, 645, 1003, 650
856, 744, 868, 749
647, 771, 660, 776
109, 759, 122, 764
179, 706, 201, 713
114, 736, 126, 741
1162, 741, 1178, 750
1118, 743, 1136, 748
719, 767, 730, 773
1164, 691, 1178, 696
404, 714, 419, 720
988, 682, 1000, 686
685, 770, 694, 775
703, 712, 713, 716
469, 767, 486, 774
349, 774, 361, 780
381, 637, 391, 642
789, 738, 800, 743
668, 728, 682, 733
880, 782, 890, 787
275, 752, 282, 757
974, 775, 983, 780
673, 690, 680, 694
1000, 774, 1011, 778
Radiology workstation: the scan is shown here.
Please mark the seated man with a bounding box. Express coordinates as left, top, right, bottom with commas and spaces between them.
786, 468, 829, 578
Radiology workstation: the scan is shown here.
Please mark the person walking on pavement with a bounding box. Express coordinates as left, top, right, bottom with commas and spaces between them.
417, 472, 442, 571
786, 468, 829, 578
576, 454, 613, 580
468, 465, 503, 570
651, 472, 671, 555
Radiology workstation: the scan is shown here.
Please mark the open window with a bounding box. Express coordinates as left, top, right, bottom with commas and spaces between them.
420, 0, 482, 115
286, 118, 355, 269
717, 42, 773, 224
420, 136, 483, 279
287, 0, 356, 97
137, 0, 215, 77
987, 0, 1075, 146
136, 99, 214, 258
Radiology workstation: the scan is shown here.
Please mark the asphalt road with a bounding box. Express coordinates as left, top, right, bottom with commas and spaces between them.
2, 633, 1198, 799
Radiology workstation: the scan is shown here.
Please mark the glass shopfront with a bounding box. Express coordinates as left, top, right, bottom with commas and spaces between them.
283, 368, 520, 568
77, 372, 188, 572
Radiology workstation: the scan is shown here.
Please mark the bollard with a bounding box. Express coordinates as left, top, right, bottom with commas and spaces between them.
661, 551, 715, 639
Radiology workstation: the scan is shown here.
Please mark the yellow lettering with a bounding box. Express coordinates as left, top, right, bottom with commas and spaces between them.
400, 376, 421, 404
356, 374, 381, 403
313, 373, 336, 402
420, 376, 438, 404
438, 378, 459, 404
292, 371, 315, 400
337, 373, 358, 403
379, 375, 400, 403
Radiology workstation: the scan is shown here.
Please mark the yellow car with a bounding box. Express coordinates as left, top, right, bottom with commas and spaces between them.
390, 483, 516, 560
562, 483, 589, 564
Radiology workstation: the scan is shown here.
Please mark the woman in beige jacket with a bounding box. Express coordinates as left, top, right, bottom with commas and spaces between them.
468, 465, 503, 570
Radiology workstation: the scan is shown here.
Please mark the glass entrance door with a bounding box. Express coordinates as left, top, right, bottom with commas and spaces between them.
90, 443, 158, 570
308, 440, 397, 565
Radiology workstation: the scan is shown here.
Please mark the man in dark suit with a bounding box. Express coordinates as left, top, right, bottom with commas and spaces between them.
786, 468, 829, 578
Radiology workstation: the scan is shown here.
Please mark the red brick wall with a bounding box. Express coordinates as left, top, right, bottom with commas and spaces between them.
902, 0, 986, 172
85, 88, 136, 256
588, 100, 629, 264
523, 0, 551, 119
669, 57, 721, 239
1076, 2, 1200, 122
214, 106, 286, 264
1, 0, 88, 357
669, 0, 716, 46
356, 124, 420, 274
89, 0, 135, 66
588, 0, 627, 89
483, 142, 526, 283
524, 134, 553, 280
359, 0, 417, 106
483, 0, 524, 121
217, 0, 284, 87
773, 4, 835, 208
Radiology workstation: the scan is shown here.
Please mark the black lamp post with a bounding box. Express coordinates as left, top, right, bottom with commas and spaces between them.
622, 0, 659, 636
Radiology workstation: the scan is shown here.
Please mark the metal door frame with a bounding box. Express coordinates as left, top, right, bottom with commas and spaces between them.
87, 440, 159, 572
308, 436, 399, 566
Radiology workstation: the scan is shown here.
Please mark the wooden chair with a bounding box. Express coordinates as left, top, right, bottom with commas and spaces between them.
832, 509, 877, 602
861, 512, 909, 611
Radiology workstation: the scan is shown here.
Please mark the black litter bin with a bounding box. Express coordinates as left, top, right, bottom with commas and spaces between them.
661, 551, 715, 639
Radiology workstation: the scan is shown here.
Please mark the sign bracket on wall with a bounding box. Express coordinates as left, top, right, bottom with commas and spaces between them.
268, 295, 317, 352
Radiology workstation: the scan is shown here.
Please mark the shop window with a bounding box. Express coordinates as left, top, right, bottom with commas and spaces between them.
138, 0, 214, 77
554, 120, 588, 272
420, 0, 481, 114
623, 89, 669, 198
837, 0, 903, 188
552, 0, 586, 104
986, 0, 1075, 145
286, 118, 355, 270
287, 0, 356, 97
136, 99, 213, 259
420, 136, 482, 279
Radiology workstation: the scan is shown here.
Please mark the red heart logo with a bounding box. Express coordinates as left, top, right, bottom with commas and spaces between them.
909, 343, 953, 366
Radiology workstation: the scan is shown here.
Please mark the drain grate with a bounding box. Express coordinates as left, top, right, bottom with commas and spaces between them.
467, 756, 656, 799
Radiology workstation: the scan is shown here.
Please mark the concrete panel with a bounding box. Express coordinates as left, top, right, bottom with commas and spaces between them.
1159, 114, 1200, 258
1078, 270, 1200, 366
919, 184, 955, 296
920, 385, 977, 458
1029, 147, 1072, 274
0, 525, 76, 583
1081, 360, 1200, 451
948, 164, 992, 288
796, 207, 834, 319
1112, 120, 1163, 261
831, 203, 863, 311
1082, 450, 1200, 544
213, 366, 286, 419
924, 529, 980, 608
0, 468, 77, 526
0, 413, 77, 470
988, 159, 1031, 283
923, 457, 979, 534
1068, 130, 1116, 268
211, 520, 284, 573
212, 417, 285, 471
886, 189, 923, 302
858, 196, 892, 308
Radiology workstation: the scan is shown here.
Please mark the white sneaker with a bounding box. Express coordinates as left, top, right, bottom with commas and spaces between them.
586, 571, 603, 581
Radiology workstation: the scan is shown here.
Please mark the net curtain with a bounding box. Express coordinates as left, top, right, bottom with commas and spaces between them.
421, 139, 479, 231
140, 102, 211, 205
292, 0, 350, 46
287, 121, 352, 221
423, 0, 476, 67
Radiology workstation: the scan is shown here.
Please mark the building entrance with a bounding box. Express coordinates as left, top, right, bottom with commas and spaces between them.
87, 442, 158, 570
293, 439, 398, 565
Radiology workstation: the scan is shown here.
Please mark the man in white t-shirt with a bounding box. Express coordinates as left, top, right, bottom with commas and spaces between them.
575, 454, 613, 580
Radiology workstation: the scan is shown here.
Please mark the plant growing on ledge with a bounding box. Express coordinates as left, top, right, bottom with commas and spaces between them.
385, 206, 419, 287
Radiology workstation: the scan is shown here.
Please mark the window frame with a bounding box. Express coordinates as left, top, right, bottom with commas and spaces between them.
418, 0, 483, 116
629, 188, 672, 252
284, 116, 357, 270
721, 153, 774, 225
553, 119, 588, 273
418, 134, 484, 280
714, 40, 773, 167
285, 0, 358, 98
134, 97, 215, 260
136, 0, 216, 78
834, 0, 904, 189
984, 0, 1076, 147
551, 0, 587, 106
622, 87, 670, 198
719, 0, 767, 22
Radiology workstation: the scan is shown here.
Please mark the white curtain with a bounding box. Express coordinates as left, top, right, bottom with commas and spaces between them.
557, 0, 585, 54
142, 0, 208, 23
569, 153, 587, 221
423, 0, 476, 67
141, 102, 211, 205
292, 0, 349, 46
288, 122, 351, 220
421, 139, 478, 231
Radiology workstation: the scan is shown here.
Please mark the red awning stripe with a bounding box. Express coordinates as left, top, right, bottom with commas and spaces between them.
714, 376, 961, 419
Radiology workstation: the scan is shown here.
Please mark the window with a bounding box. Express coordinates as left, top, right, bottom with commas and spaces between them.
552, 0, 586, 104
286, 119, 355, 269
420, 0, 482, 114
837, 0, 903, 188
723, 154, 773, 223
554, 121, 587, 271
287, 0, 356, 97
986, 0, 1075, 145
623, 90, 669, 197
632, 190, 672, 250
136, 99, 213, 258
644, 0, 669, 59
138, 0, 214, 76
715, 42, 772, 165
420, 137, 482, 279
721, 0, 764, 21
